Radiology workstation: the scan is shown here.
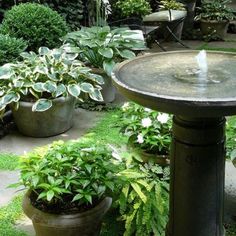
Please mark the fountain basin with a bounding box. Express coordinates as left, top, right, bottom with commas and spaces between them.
112, 51, 236, 117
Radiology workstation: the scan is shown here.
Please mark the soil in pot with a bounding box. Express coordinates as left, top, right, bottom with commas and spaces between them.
11, 96, 75, 138
22, 191, 112, 236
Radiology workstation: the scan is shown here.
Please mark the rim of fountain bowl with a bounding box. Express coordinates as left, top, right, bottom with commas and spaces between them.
112, 50, 236, 117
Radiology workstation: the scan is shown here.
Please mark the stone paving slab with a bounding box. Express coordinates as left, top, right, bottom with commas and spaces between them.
0, 108, 104, 155
0, 170, 20, 207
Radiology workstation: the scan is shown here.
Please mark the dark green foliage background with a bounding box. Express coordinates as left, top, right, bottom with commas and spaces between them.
0, 3, 69, 51
0, 0, 84, 30
0, 34, 27, 65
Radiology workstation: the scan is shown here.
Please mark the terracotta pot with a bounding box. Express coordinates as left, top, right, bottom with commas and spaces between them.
22, 191, 112, 236
200, 20, 229, 40
91, 68, 116, 103
10, 96, 75, 138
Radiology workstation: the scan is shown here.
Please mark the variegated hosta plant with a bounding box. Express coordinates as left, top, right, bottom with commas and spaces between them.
0, 47, 104, 113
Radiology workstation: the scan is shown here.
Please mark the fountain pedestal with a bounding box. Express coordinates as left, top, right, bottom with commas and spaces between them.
167, 116, 225, 236
112, 51, 236, 236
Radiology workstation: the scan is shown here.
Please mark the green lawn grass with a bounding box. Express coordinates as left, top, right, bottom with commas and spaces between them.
0, 153, 20, 170
197, 43, 236, 53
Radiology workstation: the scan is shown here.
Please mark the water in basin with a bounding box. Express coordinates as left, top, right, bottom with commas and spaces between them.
115, 51, 236, 102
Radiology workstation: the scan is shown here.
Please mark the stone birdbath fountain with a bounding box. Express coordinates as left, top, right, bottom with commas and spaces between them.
112, 50, 236, 236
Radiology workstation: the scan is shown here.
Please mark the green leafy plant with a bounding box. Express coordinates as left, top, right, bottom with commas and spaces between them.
0, 34, 27, 66
159, 0, 185, 11
115, 0, 152, 18
14, 140, 122, 213
0, 47, 104, 113
120, 102, 172, 155
116, 153, 169, 236
0, 0, 84, 31
196, 0, 235, 21
63, 26, 145, 76
226, 116, 236, 167
0, 3, 69, 51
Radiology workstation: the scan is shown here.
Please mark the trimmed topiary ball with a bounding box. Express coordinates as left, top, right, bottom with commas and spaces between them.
0, 3, 69, 51
0, 34, 27, 65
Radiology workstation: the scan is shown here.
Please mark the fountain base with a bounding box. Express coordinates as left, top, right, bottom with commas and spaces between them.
167, 116, 225, 236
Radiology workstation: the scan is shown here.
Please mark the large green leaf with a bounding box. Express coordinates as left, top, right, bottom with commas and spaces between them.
118, 49, 136, 59
33, 82, 45, 92
67, 84, 81, 97
38, 47, 50, 56
55, 84, 66, 97
43, 81, 57, 93
80, 83, 94, 93
3, 92, 20, 105
32, 99, 52, 112
98, 48, 113, 58
89, 88, 103, 102
103, 60, 116, 76
0, 65, 13, 80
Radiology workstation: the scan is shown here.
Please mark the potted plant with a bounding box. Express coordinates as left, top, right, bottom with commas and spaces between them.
159, 0, 186, 40
0, 47, 104, 137
120, 102, 172, 165
14, 140, 122, 236
196, 0, 235, 40
63, 26, 145, 103
115, 0, 152, 19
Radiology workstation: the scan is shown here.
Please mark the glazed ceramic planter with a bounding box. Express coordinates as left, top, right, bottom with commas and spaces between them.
11, 96, 75, 137
22, 191, 112, 236
200, 20, 229, 40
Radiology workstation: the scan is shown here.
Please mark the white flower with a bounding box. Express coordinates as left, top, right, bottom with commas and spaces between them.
122, 102, 130, 111
141, 117, 152, 127
157, 113, 169, 124
137, 134, 144, 144
144, 108, 151, 113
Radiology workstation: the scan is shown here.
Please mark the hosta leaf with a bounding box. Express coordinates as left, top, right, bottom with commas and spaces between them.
91, 74, 104, 84
118, 49, 135, 59
33, 82, 45, 92
98, 48, 113, 58
0, 65, 13, 79
32, 99, 52, 112
103, 60, 115, 76
80, 83, 94, 93
46, 190, 54, 202
38, 47, 50, 55
43, 81, 57, 93
3, 92, 20, 105
67, 84, 81, 97
55, 84, 66, 97
89, 88, 103, 102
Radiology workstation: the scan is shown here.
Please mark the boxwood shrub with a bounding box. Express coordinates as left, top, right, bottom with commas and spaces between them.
0, 34, 27, 65
0, 3, 69, 51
